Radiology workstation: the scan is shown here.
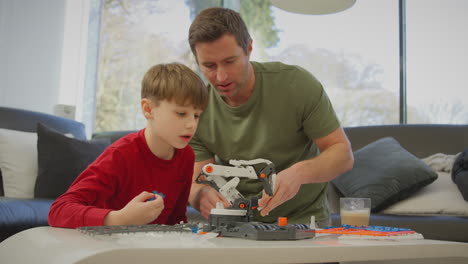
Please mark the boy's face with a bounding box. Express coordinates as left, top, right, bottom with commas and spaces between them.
144, 99, 202, 150
195, 33, 252, 101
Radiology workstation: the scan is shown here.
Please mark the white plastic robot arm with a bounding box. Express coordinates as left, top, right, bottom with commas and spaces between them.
199, 159, 276, 201
217, 177, 243, 205
229, 159, 277, 194
200, 163, 256, 204
229, 158, 273, 167
201, 163, 258, 179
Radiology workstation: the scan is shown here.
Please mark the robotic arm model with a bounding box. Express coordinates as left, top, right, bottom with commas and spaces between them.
196, 158, 276, 211
195, 159, 315, 240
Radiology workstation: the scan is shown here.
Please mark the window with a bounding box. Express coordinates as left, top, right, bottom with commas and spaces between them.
91, 0, 467, 132
94, 0, 203, 132
406, 0, 468, 124
264, 0, 399, 126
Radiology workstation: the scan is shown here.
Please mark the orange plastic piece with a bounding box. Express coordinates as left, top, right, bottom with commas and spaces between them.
278, 217, 288, 226
239, 203, 246, 209
205, 165, 213, 173
260, 173, 266, 178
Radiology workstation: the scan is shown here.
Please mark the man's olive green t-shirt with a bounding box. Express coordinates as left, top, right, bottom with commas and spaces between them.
190, 61, 340, 224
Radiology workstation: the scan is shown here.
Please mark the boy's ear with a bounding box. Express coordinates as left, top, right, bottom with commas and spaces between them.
141, 98, 153, 119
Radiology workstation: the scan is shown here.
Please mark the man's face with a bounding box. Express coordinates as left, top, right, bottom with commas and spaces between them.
195, 34, 252, 102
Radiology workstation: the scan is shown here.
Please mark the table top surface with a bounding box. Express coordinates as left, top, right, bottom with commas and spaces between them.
1, 226, 467, 264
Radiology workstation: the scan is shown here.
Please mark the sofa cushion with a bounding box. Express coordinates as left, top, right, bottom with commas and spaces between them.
0, 129, 38, 198
381, 171, 468, 216
332, 137, 438, 212
34, 123, 111, 199
0, 197, 53, 242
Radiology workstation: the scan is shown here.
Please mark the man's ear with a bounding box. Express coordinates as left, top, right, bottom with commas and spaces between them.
141, 98, 153, 119
247, 39, 253, 56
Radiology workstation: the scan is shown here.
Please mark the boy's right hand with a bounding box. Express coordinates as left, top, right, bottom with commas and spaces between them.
198, 185, 230, 219
104, 191, 164, 226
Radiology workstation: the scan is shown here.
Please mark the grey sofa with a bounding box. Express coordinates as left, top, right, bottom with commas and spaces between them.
94, 124, 468, 242
1, 106, 467, 242
329, 124, 468, 242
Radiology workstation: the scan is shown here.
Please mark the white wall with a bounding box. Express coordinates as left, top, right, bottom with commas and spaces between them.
0, 0, 66, 114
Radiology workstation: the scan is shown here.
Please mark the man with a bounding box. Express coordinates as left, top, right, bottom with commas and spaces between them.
188, 7, 354, 226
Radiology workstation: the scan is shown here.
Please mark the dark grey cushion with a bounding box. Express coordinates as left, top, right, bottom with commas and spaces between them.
332, 137, 438, 212
34, 123, 111, 199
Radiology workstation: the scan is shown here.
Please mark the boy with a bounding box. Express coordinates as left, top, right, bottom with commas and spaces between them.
48, 63, 208, 228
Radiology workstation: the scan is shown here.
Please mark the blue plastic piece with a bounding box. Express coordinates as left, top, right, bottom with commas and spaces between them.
190, 226, 199, 233
147, 190, 166, 201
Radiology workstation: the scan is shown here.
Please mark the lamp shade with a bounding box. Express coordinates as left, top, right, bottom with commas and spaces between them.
270, 0, 356, 15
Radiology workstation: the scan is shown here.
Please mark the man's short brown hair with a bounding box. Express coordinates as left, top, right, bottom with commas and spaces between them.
188, 7, 251, 59
141, 63, 208, 110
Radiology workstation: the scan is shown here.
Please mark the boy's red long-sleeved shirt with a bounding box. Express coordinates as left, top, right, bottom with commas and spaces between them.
48, 129, 194, 228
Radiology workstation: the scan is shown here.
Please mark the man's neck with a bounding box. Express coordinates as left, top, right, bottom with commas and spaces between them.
225, 63, 255, 107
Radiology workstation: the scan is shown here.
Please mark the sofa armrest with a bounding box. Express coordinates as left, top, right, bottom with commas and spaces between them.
0, 106, 86, 140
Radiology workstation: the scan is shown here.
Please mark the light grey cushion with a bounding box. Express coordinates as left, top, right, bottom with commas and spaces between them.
0, 129, 37, 198
332, 137, 438, 212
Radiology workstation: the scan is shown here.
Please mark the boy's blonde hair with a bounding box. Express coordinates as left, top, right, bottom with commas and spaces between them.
141, 63, 208, 110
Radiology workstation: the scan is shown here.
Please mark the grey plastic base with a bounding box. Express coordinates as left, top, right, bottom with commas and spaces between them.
204, 213, 315, 240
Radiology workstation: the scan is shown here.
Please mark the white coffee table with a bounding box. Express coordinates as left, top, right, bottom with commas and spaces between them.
1, 226, 467, 264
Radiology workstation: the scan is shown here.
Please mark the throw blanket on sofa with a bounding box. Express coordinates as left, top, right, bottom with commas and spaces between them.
452, 149, 468, 201
422, 152, 460, 173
